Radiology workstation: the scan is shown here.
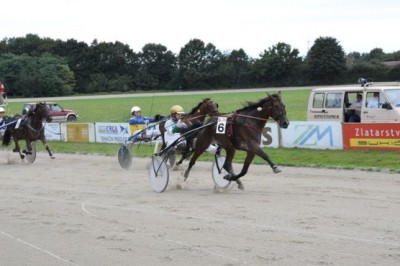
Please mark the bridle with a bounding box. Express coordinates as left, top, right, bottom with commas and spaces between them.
26, 105, 49, 137
184, 99, 219, 125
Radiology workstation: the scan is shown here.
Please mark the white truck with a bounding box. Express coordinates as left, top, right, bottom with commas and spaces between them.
307, 82, 400, 123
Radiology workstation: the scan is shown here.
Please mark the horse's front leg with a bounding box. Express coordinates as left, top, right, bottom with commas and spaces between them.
13, 140, 24, 160
23, 140, 33, 155
42, 140, 55, 159
255, 147, 281, 173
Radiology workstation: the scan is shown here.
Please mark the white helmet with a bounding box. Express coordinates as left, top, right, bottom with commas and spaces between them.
0, 107, 5, 112
131, 106, 141, 113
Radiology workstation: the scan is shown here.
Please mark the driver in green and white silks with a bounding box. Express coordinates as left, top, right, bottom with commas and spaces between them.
164, 105, 187, 148
164, 104, 217, 153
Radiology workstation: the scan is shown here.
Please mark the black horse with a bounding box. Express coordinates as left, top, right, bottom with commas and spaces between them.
183, 92, 289, 189
2, 102, 55, 160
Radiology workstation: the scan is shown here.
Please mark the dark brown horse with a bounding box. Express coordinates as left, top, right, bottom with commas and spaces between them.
2, 102, 55, 160
183, 92, 289, 189
159, 98, 220, 166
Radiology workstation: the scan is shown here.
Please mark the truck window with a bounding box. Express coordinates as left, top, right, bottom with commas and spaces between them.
366, 92, 381, 108
325, 93, 342, 108
312, 93, 324, 108
385, 89, 400, 107
345, 92, 363, 108
366, 92, 390, 108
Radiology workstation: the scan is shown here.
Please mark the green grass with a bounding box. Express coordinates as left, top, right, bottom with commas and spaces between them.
4, 88, 400, 172
5, 89, 311, 122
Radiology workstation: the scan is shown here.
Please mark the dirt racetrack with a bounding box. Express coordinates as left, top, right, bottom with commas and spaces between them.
1, 150, 399, 266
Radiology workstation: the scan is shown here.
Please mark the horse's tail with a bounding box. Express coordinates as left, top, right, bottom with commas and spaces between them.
2, 128, 11, 146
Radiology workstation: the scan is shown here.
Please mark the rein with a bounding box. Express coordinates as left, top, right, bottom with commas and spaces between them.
234, 113, 269, 122
27, 121, 46, 138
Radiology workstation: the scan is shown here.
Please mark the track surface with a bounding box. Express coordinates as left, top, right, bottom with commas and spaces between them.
1, 150, 399, 265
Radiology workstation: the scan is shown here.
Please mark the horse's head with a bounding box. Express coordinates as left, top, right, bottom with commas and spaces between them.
197, 98, 220, 117
265, 92, 289, 128
34, 102, 52, 122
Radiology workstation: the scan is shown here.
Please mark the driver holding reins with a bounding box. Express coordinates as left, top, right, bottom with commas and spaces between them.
164, 105, 187, 148
164, 104, 218, 153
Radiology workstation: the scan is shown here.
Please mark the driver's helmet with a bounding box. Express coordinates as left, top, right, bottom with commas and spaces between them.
22, 108, 29, 115
131, 106, 141, 114
170, 105, 185, 114
0, 107, 5, 113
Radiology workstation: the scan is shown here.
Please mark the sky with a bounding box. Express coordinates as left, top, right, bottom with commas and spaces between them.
1, 0, 399, 58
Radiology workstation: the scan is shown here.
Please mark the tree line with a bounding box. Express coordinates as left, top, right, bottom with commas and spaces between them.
0, 34, 399, 97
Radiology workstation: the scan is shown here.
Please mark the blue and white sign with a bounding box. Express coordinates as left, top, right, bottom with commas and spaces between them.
281, 121, 343, 149
45, 123, 62, 141
95, 123, 131, 143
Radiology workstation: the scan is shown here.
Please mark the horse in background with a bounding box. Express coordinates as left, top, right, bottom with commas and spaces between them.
183, 92, 289, 189
159, 98, 220, 166
2, 102, 55, 160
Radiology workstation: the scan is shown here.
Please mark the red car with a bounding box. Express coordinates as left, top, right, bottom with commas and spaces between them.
23, 102, 78, 122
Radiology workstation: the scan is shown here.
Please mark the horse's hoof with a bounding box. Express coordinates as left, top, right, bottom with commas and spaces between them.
20, 155, 25, 160
183, 171, 189, 180
237, 183, 245, 190
51, 156, 55, 159
12, 149, 18, 153
273, 166, 282, 173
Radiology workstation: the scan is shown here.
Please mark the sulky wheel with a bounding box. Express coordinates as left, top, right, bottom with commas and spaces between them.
211, 155, 231, 190
148, 155, 169, 193
118, 145, 132, 170
25, 142, 37, 164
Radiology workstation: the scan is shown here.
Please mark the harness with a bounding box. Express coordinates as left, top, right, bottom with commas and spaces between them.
225, 112, 269, 138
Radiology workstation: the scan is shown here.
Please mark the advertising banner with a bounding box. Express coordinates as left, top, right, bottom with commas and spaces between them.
282, 121, 343, 149
62, 123, 95, 143
44, 123, 62, 141
260, 123, 280, 148
343, 123, 400, 150
95, 123, 131, 144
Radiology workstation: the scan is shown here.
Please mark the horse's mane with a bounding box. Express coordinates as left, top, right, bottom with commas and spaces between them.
187, 98, 212, 115
236, 94, 279, 112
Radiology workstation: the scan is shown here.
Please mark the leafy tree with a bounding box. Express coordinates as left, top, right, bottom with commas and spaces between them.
136, 43, 177, 90
79, 40, 139, 93
367, 48, 385, 61
4, 34, 56, 57
216, 49, 252, 88
178, 39, 222, 89
347, 61, 389, 83
253, 42, 302, 86
305, 37, 346, 84
387, 65, 400, 81
0, 53, 75, 97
